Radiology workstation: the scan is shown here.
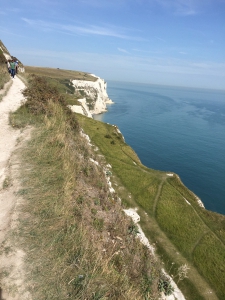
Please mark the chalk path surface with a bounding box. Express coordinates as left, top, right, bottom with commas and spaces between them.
0, 77, 31, 299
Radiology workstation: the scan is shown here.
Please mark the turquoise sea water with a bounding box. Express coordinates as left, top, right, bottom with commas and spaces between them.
94, 81, 225, 215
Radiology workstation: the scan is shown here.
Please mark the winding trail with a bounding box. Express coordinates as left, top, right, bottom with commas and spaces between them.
0, 77, 25, 190
0, 77, 30, 299
153, 178, 166, 216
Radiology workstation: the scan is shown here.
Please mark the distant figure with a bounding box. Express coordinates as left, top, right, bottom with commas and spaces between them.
10, 60, 16, 78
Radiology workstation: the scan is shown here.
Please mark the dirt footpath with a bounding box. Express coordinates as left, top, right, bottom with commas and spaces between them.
0, 77, 31, 299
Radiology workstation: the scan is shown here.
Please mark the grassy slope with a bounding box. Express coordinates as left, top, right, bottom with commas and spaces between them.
9, 74, 164, 300
24, 65, 97, 82
77, 114, 225, 300
0, 44, 10, 91
16, 68, 225, 300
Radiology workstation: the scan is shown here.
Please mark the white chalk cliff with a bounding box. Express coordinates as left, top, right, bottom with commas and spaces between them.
0, 43, 25, 73
68, 98, 92, 118
71, 74, 113, 118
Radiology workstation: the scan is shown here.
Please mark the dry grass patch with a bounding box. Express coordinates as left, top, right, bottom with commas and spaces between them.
11, 75, 162, 299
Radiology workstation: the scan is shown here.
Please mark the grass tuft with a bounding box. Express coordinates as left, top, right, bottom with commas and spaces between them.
12, 75, 161, 299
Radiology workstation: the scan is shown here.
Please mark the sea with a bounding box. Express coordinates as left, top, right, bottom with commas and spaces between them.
93, 81, 225, 215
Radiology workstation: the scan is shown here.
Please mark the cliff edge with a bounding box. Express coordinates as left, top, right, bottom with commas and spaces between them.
71, 74, 113, 117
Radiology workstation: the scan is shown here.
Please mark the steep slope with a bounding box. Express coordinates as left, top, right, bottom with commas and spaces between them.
0, 40, 10, 90
7, 74, 166, 299
1, 38, 224, 299
16, 66, 225, 300
72, 74, 113, 115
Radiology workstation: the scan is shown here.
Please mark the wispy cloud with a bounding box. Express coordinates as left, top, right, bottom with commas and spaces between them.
153, 0, 198, 15
133, 48, 164, 55
18, 48, 225, 77
77, 0, 127, 8
0, 26, 27, 38
15, 47, 225, 89
156, 37, 166, 42
21, 18, 146, 41
118, 48, 129, 53
62, 24, 128, 39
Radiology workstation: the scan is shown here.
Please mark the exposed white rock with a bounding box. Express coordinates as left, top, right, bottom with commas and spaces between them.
89, 158, 99, 166
195, 195, 205, 208
123, 208, 186, 300
0, 46, 11, 60
68, 98, 92, 118
160, 270, 186, 300
80, 129, 91, 145
113, 125, 125, 142
68, 104, 84, 115
183, 197, 191, 205
0, 46, 25, 72
124, 208, 140, 223
72, 74, 113, 116
123, 208, 154, 254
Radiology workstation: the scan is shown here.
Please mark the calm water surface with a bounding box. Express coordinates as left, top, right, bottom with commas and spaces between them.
94, 81, 225, 215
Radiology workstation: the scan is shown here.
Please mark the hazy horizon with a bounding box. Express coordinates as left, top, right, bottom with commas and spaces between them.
1, 0, 224, 90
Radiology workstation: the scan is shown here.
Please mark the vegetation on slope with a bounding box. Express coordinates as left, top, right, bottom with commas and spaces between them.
10, 75, 168, 299
0, 41, 10, 91
12, 67, 225, 300
79, 113, 225, 300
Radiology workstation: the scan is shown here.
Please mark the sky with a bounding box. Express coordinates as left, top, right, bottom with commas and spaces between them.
0, 0, 225, 89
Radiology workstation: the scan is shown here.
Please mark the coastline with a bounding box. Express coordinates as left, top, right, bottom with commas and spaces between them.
98, 80, 225, 215
69, 77, 206, 211
70, 79, 189, 300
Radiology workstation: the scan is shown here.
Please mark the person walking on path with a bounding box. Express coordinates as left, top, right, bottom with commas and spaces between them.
10, 60, 16, 78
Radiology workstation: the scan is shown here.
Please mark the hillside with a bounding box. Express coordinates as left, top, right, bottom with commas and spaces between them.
0, 67, 166, 299
11, 68, 225, 299
0, 40, 225, 299
0, 40, 10, 91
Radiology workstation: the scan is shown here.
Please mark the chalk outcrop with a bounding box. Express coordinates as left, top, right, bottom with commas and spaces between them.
0, 44, 11, 61
71, 74, 113, 118
68, 98, 92, 118
0, 40, 25, 73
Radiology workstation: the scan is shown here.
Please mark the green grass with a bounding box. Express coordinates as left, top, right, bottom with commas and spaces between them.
0, 66, 10, 91
20, 66, 98, 109
10, 75, 163, 299
193, 233, 225, 298
77, 113, 225, 300
11, 69, 225, 299
156, 181, 206, 257
0, 50, 10, 92
24, 65, 97, 82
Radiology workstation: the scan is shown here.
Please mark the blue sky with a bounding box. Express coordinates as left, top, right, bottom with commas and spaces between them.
0, 0, 225, 89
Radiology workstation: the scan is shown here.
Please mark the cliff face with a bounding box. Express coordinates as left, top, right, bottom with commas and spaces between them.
0, 40, 10, 89
72, 74, 113, 117
0, 40, 11, 60
0, 40, 25, 73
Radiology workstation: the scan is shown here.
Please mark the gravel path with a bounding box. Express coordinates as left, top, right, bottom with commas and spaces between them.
0, 77, 25, 189
0, 77, 31, 299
